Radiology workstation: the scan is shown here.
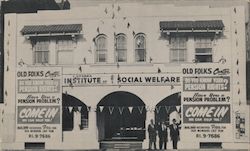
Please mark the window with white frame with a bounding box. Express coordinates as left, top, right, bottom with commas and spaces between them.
170, 36, 187, 63
96, 35, 107, 63
195, 37, 213, 62
34, 40, 49, 64
135, 34, 146, 62
115, 34, 127, 62
56, 38, 74, 65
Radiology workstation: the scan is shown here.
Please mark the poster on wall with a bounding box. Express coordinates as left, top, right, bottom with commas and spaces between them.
181, 64, 233, 142
15, 67, 62, 142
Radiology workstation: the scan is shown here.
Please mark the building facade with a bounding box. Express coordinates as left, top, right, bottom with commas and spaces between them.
0, 0, 70, 103
2, 0, 250, 150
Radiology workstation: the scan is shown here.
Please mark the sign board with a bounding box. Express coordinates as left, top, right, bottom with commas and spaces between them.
183, 104, 230, 123
181, 64, 232, 142
63, 73, 181, 87
16, 67, 62, 142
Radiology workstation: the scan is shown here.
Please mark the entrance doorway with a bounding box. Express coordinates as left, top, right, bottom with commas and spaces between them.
97, 91, 146, 142
155, 92, 181, 126
62, 93, 89, 131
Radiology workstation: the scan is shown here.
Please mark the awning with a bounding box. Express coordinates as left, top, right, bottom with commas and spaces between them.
21, 24, 82, 36
160, 20, 224, 33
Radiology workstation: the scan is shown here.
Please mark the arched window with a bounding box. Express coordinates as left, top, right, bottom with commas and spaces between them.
135, 33, 146, 62
96, 35, 107, 63
115, 34, 127, 62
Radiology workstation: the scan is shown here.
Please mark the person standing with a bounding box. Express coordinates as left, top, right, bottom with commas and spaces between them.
169, 119, 180, 149
158, 121, 168, 150
148, 119, 157, 150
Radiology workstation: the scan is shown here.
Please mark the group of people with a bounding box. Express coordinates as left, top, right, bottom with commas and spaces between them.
148, 119, 180, 150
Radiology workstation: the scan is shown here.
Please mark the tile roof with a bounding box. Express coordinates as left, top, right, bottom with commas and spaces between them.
21, 24, 82, 35
160, 20, 224, 31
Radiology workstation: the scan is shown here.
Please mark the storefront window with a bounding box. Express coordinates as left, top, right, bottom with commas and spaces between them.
135, 33, 146, 62
96, 35, 108, 63
170, 36, 187, 63
56, 38, 74, 65
33, 39, 49, 64
195, 37, 213, 62
115, 34, 127, 62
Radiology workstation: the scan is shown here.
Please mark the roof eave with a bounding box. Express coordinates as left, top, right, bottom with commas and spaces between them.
23, 32, 82, 38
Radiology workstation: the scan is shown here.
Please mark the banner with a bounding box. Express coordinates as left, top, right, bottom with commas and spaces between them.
63, 73, 181, 87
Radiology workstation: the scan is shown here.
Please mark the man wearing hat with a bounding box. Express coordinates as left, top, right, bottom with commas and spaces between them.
169, 119, 180, 149
148, 119, 157, 150
158, 121, 168, 150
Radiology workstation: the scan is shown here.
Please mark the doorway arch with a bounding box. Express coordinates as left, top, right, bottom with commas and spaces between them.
62, 93, 89, 131
155, 92, 181, 126
97, 91, 146, 141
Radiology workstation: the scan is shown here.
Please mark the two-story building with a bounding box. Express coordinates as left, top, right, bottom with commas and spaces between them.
2, 0, 250, 150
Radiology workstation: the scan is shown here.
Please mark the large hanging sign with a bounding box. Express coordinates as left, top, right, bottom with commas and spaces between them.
16, 67, 62, 142
63, 73, 181, 87
181, 64, 232, 142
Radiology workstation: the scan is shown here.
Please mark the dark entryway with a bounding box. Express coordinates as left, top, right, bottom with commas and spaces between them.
97, 91, 146, 142
62, 93, 89, 131
155, 92, 181, 126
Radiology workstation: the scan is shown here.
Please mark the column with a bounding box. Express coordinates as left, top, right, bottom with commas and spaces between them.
88, 110, 97, 139
73, 111, 81, 132
88, 110, 99, 148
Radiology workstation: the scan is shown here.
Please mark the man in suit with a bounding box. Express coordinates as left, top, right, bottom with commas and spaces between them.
169, 119, 180, 149
148, 119, 157, 150
158, 121, 168, 150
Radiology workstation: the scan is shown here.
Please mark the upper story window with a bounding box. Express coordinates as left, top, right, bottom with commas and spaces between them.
115, 34, 127, 62
170, 36, 187, 63
96, 35, 108, 63
56, 38, 74, 65
34, 39, 49, 64
135, 33, 146, 62
195, 37, 213, 62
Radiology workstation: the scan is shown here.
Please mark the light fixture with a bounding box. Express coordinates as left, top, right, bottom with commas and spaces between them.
78, 66, 82, 72
158, 68, 161, 73
150, 57, 153, 63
